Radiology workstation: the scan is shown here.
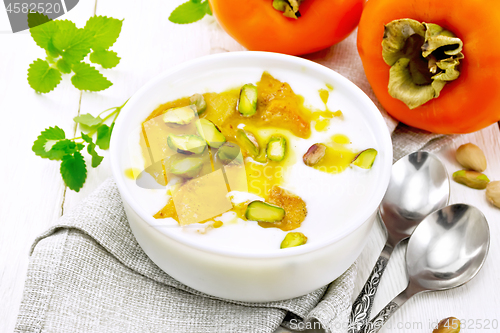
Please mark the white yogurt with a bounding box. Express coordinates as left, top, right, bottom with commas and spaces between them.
122, 68, 382, 254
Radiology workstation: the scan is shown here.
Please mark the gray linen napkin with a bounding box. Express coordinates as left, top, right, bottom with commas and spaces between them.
14, 131, 452, 333
391, 123, 457, 162
15, 178, 356, 333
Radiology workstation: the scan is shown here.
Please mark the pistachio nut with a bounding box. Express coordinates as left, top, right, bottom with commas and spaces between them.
303, 143, 326, 166
456, 143, 487, 172
486, 181, 500, 208
453, 170, 490, 189
352, 148, 378, 169
280, 232, 307, 249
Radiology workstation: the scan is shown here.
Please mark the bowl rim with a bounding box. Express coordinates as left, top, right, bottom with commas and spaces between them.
110, 51, 393, 259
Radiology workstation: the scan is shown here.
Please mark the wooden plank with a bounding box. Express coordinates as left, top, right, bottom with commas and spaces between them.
2, 0, 500, 331
0, 2, 97, 332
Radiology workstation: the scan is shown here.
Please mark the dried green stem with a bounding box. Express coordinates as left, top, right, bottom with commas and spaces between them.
272, 0, 305, 19
382, 19, 464, 109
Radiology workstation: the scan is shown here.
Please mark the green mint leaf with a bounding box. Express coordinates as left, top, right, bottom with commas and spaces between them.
52, 21, 93, 64
32, 126, 65, 159
28, 59, 62, 93
56, 58, 72, 73
96, 123, 113, 150
169, 0, 208, 24
81, 133, 103, 168
60, 151, 87, 192
28, 13, 59, 55
49, 139, 82, 160
33, 128, 84, 161
71, 62, 112, 91
84, 16, 123, 50
89, 50, 121, 69
74, 113, 103, 127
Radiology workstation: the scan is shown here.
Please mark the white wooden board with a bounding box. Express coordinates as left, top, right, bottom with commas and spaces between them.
1, 1, 499, 332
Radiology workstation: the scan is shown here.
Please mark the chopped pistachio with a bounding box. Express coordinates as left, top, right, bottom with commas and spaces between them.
237, 84, 258, 117
280, 232, 307, 249
453, 170, 490, 189
266, 135, 287, 162
169, 157, 203, 178
162, 105, 197, 127
352, 148, 377, 169
167, 134, 207, 155
303, 143, 327, 166
189, 93, 207, 115
195, 119, 226, 148
245, 201, 285, 223
236, 129, 260, 156
216, 142, 243, 164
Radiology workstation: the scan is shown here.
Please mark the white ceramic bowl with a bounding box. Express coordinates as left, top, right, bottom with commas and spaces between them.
110, 52, 392, 302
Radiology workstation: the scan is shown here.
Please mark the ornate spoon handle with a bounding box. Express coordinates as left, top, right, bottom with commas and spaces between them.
361, 285, 414, 333
348, 243, 394, 333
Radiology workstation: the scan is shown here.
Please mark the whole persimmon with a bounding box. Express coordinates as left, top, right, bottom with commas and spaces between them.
210, 0, 365, 56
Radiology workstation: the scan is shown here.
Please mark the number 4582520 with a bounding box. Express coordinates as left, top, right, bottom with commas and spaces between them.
435, 318, 499, 331
5, 2, 62, 14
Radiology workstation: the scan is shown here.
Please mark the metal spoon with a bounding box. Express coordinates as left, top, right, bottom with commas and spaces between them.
349, 151, 449, 332
362, 204, 490, 333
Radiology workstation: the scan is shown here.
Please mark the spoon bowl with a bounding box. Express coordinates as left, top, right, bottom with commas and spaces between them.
363, 204, 490, 333
407, 204, 490, 292
380, 152, 450, 244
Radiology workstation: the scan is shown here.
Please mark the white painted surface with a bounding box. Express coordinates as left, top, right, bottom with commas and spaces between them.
0, 0, 499, 332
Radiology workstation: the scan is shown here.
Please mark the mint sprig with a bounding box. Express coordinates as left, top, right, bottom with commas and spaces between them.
169, 0, 212, 24
32, 100, 128, 192
27, 13, 123, 93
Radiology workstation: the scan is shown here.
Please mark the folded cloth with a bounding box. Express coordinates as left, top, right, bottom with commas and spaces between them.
391, 123, 458, 162
15, 178, 356, 333
15, 31, 456, 333
14, 140, 453, 333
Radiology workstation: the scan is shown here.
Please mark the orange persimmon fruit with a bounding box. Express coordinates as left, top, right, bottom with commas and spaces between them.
209, 0, 365, 56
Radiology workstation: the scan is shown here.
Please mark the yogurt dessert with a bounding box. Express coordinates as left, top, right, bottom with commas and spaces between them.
124, 71, 381, 254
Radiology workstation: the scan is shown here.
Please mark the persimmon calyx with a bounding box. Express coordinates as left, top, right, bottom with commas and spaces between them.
382, 19, 464, 109
272, 0, 304, 19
